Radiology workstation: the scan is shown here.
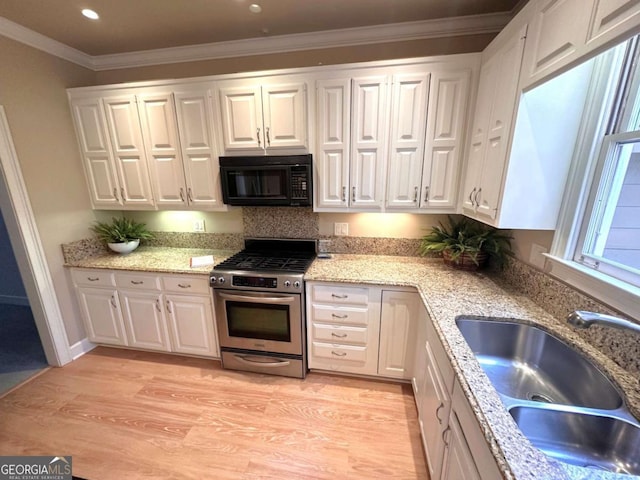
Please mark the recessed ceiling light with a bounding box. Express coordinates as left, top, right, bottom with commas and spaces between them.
81, 8, 100, 20
249, 4, 262, 14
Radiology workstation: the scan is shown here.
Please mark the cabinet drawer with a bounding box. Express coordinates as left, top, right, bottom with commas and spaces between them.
311, 284, 369, 306
71, 268, 115, 287
311, 304, 368, 326
115, 272, 161, 291
162, 275, 210, 295
311, 323, 368, 345
311, 341, 369, 363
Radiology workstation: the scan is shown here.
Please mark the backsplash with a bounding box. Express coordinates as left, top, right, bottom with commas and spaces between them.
493, 257, 640, 375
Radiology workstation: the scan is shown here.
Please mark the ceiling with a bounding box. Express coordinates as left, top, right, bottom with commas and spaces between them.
0, 0, 524, 56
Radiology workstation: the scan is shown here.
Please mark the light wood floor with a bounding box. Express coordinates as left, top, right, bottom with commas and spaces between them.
0, 347, 429, 479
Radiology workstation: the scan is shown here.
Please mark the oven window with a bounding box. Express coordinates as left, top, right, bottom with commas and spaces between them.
228, 169, 287, 199
226, 301, 291, 342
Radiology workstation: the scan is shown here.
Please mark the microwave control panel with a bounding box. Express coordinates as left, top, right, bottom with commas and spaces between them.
291, 167, 309, 200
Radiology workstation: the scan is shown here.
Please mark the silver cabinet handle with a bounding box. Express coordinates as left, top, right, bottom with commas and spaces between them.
474, 187, 482, 206
110, 296, 117, 309
331, 351, 347, 357
120, 187, 126, 201
413, 186, 418, 203
331, 313, 348, 319
331, 332, 347, 338
342, 186, 346, 203
178, 284, 191, 289
165, 300, 172, 314
179, 187, 185, 202
352, 186, 356, 202
87, 277, 99, 282
468, 187, 476, 207
155, 298, 161, 313
187, 188, 193, 203
331, 294, 348, 299
424, 186, 430, 203
256, 127, 261, 147
442, 426, 451, 447
436, 402, 444, 424
265, 126, 271, 146
131, 280, 144, 285
113, 188, 119, 201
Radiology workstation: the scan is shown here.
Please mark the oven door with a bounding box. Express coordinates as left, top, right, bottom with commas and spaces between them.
214, 289, 303, 355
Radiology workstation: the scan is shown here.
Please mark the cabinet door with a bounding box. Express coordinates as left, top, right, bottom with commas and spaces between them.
315, 79, 351, 209
119, 290, 170, 351
462, 61, 497, 214
262, 83, 308, 150
138, 93, 187, 208
103, 96, 155, 208
165, 294, 218, 357
588, 0, 640, 48
386, 73, 430, 209
218, 85, 263, 151
476, 25, 527, 221
421, 69, 470, 210
378, 290, 419, 379
420, 340, 451, 480
441, 411, 481, 480
521, 0, 591, 86
175, 89, 223, 209
69, 98, 121, 208
76, 287, 127, 346
351, 75, 389, 208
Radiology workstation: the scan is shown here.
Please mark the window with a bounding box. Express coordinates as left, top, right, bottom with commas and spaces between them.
549, 37, 640, 318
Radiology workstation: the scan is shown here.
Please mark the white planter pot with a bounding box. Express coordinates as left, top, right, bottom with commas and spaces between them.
107, 239, 140, 254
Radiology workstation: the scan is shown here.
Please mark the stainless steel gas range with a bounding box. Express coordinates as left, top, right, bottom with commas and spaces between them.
209, 238, 316, 378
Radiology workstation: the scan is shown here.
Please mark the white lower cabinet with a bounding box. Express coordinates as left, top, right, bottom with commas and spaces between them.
378, 290, 419, 379
72, 268, 218, 358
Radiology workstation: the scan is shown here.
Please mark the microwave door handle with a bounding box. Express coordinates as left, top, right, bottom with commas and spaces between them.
218, 292, 296, 304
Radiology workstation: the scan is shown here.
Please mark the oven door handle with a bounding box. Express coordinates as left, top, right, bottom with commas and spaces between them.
218, 292, 296, 304
233, 354, 291, 368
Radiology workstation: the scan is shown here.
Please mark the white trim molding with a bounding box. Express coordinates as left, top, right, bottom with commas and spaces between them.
0, 106, 73, 366
0, 13, 510, 71
69, 337, 96, 360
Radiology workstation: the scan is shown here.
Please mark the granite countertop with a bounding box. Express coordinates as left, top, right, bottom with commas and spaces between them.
64, 246, 238, 275
65, 248, 640, 479
306, 254, 640, 480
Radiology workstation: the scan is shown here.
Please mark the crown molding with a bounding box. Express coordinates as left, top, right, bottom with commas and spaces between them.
0, 16, 93, 69
1, 12, 511, 72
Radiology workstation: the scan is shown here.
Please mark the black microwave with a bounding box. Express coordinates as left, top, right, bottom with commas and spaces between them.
219, 154, 313, 206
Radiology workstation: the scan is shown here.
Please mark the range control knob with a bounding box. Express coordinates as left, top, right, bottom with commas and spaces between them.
283, 280, 291, 288
209, 276, 216, 285
294, 281, 301, 289
218, 277, 226, 284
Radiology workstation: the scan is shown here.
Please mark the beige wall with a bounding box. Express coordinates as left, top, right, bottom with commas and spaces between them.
94, 34, 495, 84
0, 36, 96, 345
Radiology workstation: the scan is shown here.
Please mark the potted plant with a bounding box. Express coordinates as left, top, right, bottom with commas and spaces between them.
419, 216, 512, 270
91, 217, 154, 254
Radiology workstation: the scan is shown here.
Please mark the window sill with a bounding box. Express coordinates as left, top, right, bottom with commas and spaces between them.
544, 255, 640, 321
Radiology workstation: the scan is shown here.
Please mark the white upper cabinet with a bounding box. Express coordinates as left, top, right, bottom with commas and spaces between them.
386, 73, 430, 209
421, 69, 471, 210
315, 78, 351, 208
69, 97, 121, 209
218, 80, 308, 153
350, 74, 390, 209
520, 0, 640, 89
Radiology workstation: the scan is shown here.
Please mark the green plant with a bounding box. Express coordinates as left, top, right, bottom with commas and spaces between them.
91, 217, 154, 244
419, 216, 513, 268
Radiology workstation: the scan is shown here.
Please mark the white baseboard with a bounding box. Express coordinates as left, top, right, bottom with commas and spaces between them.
0, 295, 29, 306
69, 337, 96, 360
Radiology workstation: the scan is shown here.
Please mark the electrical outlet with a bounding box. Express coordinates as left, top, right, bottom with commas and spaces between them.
334, 222, 349, 236
529, 243, 548, 270
193, 219, 205, 232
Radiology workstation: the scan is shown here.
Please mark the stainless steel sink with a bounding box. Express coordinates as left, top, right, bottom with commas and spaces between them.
510, 407, 640, 475
455, 318, 622, 409
455, 317, 640, 476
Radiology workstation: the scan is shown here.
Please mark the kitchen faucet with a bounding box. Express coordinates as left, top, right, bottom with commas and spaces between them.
566, 310, 640, 334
